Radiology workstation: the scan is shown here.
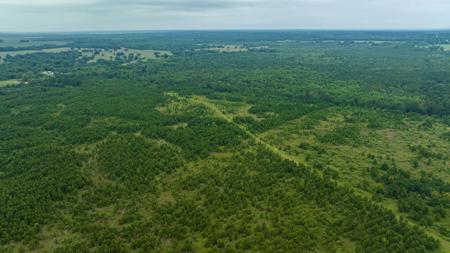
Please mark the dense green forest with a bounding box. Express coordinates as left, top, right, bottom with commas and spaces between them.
0, 31, 449, 252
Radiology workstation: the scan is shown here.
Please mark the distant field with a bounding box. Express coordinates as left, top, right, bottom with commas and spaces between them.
440, 44, 450, 51
0, 39, 68, 48
82, 48, 172, 63
197, 44, 249, 52
0, 47, 172, 64
0, 48, 72, 63
353, 40, 405, 44
416, 44, 450, 51
196, 44, 271, 53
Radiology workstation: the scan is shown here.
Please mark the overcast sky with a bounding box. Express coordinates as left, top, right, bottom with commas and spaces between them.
1, 0, 449, 32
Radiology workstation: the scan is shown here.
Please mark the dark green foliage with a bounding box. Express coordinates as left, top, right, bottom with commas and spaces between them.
317, 125, 363, 145
43, 74, 82, 87
0, 145, 86, 243
371, 164, 450, 225
0, 31, 449, 252
148, 117, 246, 160
440, 131, 450, 141
96, 135, 184, 192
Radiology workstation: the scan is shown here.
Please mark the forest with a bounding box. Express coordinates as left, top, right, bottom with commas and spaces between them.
0, 31, 449, 253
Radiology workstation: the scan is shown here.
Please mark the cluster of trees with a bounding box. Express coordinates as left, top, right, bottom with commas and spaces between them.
0, 51, 82, 80
96, 135, 184, 192
143, 117, 246, 160
316, 125, 363, 146
409, 144, 447, 161
42, 74, 82, 87
371, 163, 449, 226
0, 144, 86, 244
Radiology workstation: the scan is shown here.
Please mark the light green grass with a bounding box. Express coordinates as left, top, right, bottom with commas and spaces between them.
0, 47, 172, 64
258, 108, 450, 246
0, 79, 22, 87
440, 44, 450, 51
197, 44, 249, 53
85, 48, 172, 63
0, 39, 68, 48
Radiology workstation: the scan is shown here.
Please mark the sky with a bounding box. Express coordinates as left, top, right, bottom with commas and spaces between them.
1, 0, 450, 32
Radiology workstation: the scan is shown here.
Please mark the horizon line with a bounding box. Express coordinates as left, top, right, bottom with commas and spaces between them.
1, 28, 450, 35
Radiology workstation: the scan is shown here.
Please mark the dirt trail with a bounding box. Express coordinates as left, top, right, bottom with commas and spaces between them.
189, 95, 450, 251
188, 96, 304, 165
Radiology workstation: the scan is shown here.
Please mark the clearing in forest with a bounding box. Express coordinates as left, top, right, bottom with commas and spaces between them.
160, 93, 305, 164
0, 39, 68, 48
82, 48, 172, 63
0, 47, 172, 64
440, 44, 450, 51
197, 44, 249, 53
0, 79, 22, 87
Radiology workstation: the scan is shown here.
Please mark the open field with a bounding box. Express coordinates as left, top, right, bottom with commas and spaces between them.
0, 79, 22, 87
82, 48, 172, 63
196, 44, 249, 52
0, 47, 172, 64
0, 38, 69, 48
440, 44, 450, 51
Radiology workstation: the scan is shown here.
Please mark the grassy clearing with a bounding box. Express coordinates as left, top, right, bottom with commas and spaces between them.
0, 39, 68, 48
0, 47, 172, 64
0, 79, 22, 87
353, 40, 404, 44
260, 109, 449, 181
178, 95, 263, 121
182, 95, 308, 165
258, 108, 450, 244
197, 44, 249, 53
5, 226, 76, 253
82, 48, 172, 63
440, 44, 450, 51
158, 92, 295, 162
418, 44, 450, 51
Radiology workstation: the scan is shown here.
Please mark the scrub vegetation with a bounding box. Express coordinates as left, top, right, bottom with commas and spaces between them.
0, 31, 449, 253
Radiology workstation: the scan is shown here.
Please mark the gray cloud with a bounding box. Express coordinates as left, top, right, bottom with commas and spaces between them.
0, 0, 449, 32
1, 0, 264, 12
104, 0, 251, 10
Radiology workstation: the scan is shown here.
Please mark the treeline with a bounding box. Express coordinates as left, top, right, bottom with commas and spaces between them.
0, 144, 86, 244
